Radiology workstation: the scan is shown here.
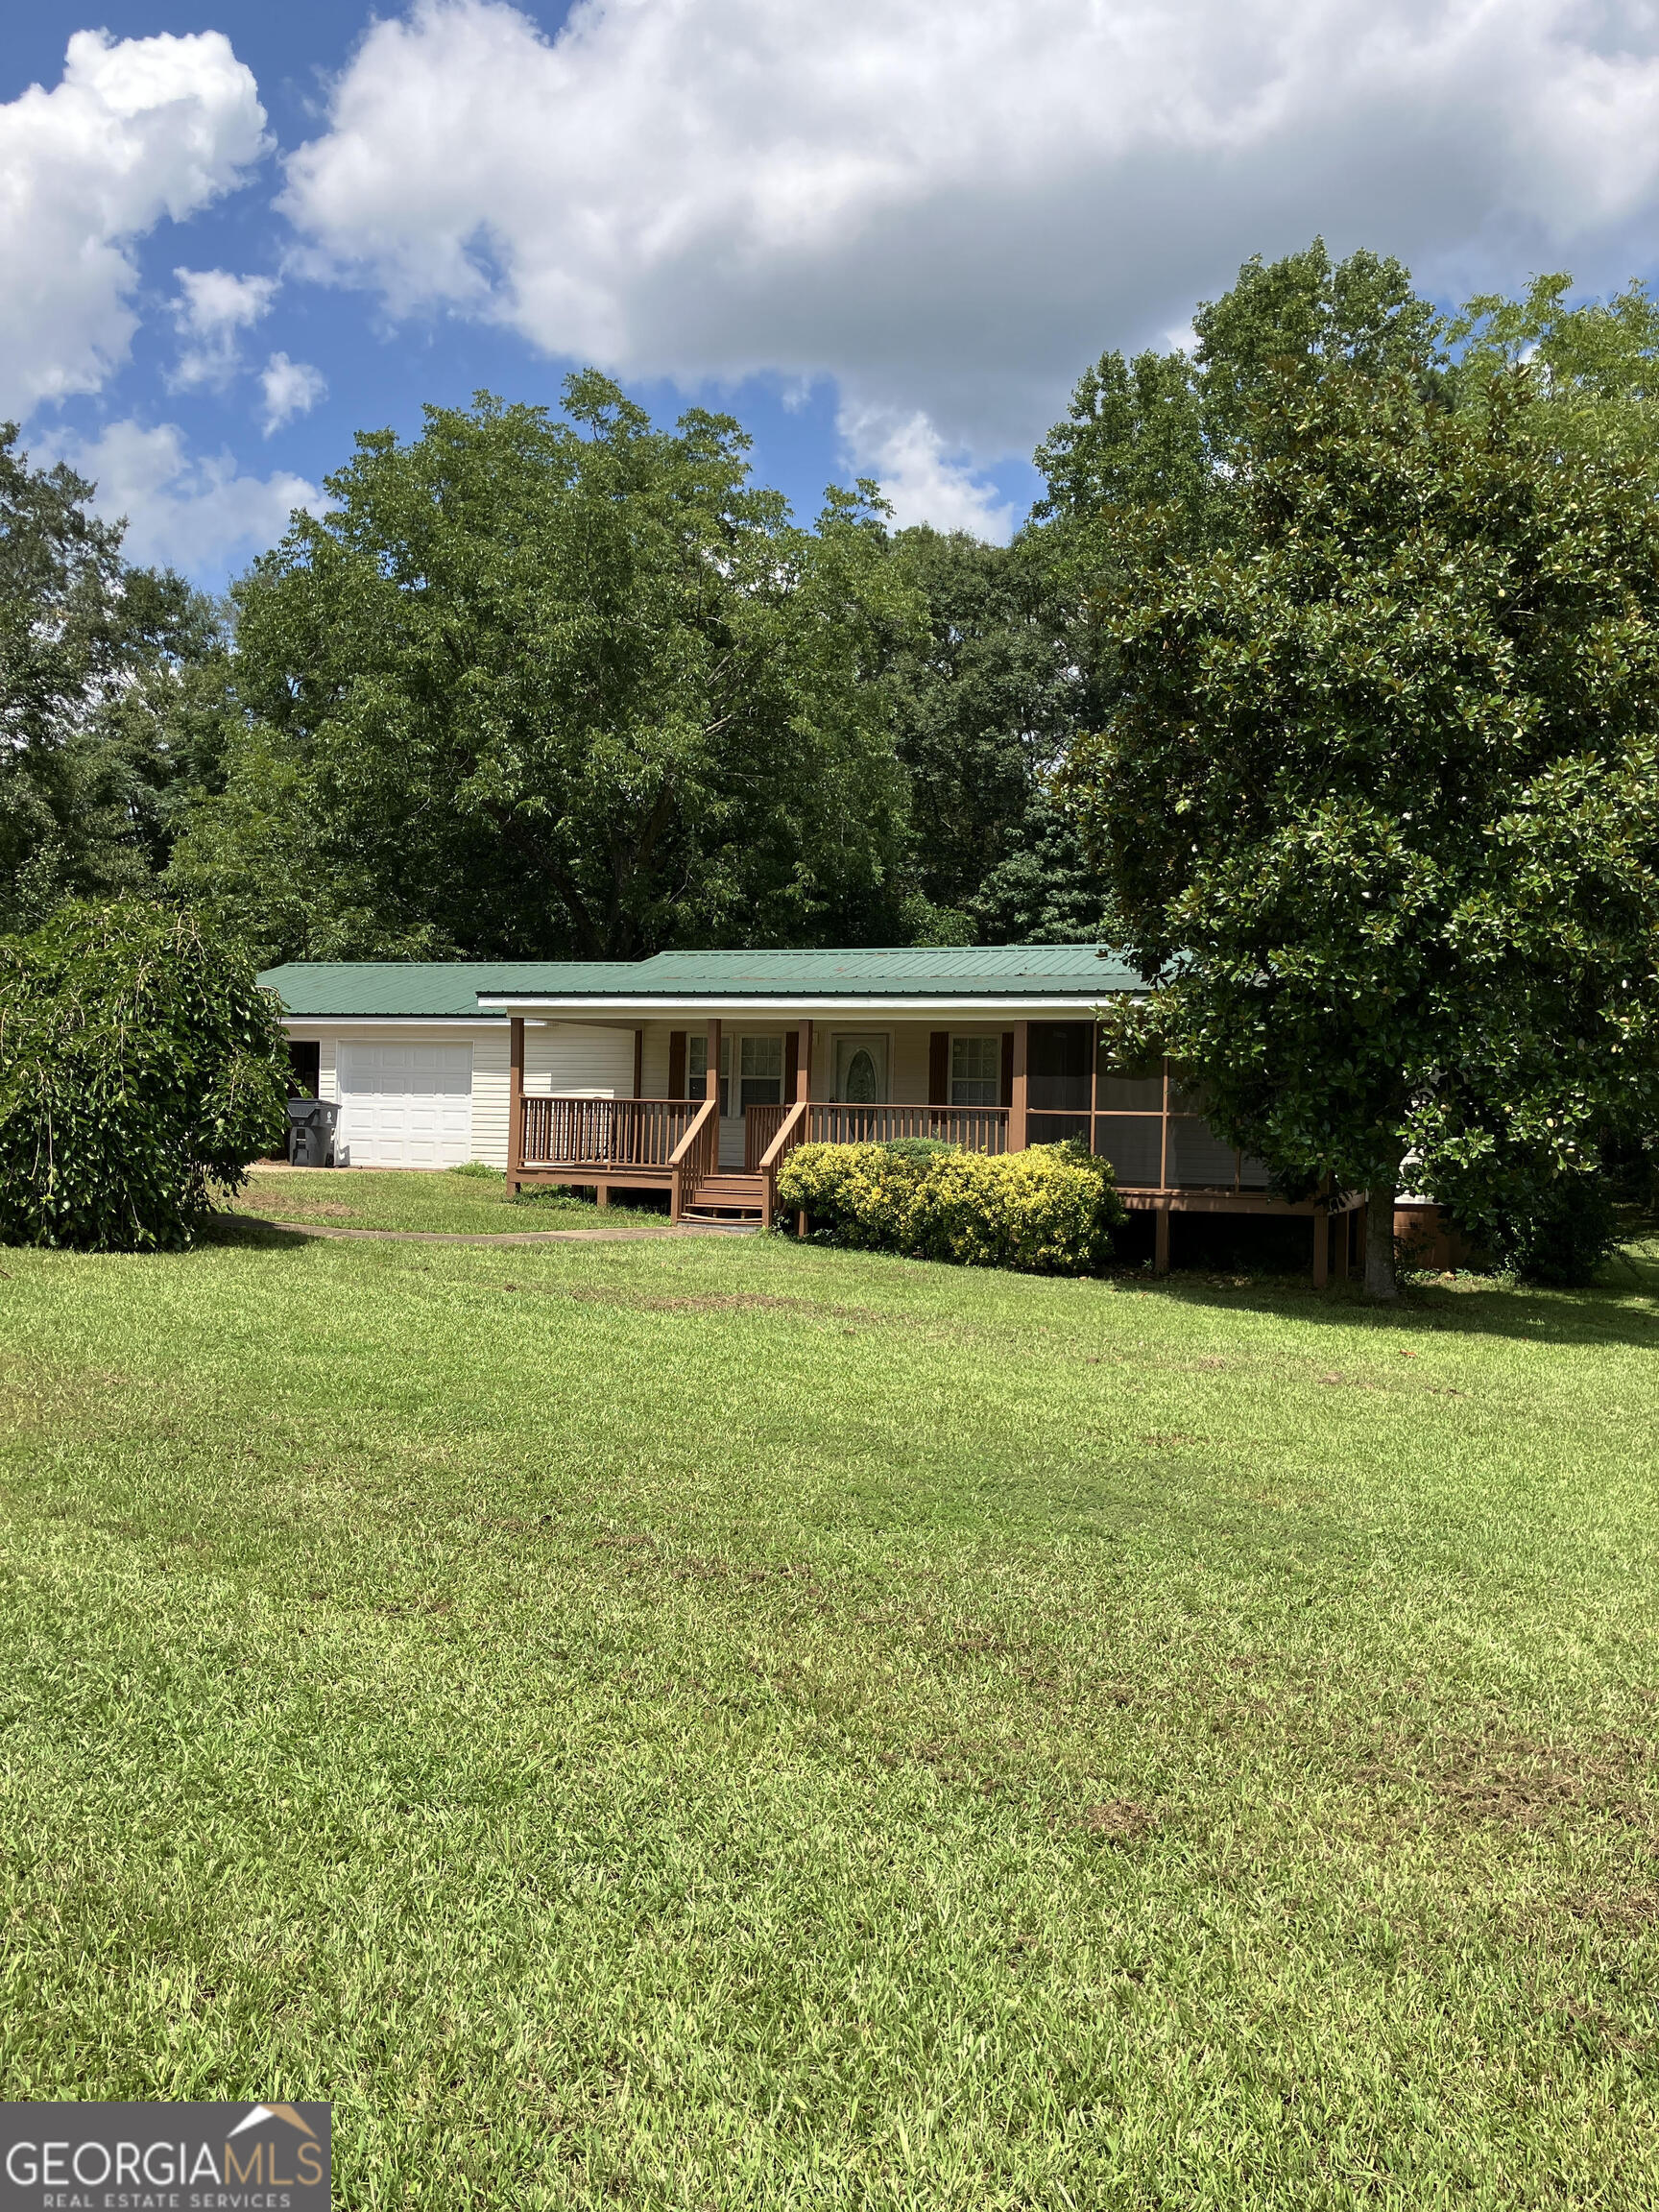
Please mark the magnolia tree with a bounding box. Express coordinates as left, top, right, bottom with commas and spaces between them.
0, 901, 288, 1252
1062, 357, 1659, 1296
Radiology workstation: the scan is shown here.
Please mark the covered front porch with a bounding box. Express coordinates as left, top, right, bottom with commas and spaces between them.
498, 1005, 1364, 1280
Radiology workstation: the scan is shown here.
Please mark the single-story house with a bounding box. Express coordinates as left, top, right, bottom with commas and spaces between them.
261, 944, 1378, 1278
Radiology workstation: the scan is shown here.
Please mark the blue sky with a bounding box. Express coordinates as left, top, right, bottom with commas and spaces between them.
8, 1, 1659, 589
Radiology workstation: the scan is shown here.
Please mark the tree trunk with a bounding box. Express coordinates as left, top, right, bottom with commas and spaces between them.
1365, 1182, 1400, 1300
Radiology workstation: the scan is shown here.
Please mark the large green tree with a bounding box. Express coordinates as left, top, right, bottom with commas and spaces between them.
1062, 349, 1659, 1296
1034, 242, 1439, 561
0, 426, 222, 928
883, 526, 1110, 942
1446, 272, 1659, 474
175, 379, 917, 965
1022, 241, 1445, 978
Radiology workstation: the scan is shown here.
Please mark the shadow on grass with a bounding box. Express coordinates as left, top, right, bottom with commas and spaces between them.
1114, 1244, 1659, 1354
196, 1213, 317, 1253
193, 1199, 1659, 1356
0, 1214, 320, 1258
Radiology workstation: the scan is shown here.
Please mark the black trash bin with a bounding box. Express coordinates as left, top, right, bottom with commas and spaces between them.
286, 1097, 340, 1167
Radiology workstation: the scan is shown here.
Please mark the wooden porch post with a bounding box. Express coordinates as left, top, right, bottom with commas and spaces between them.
1009, 1020, 1028, 1150
1089, 1020, 1100, 1155
795, 1018, 812, 1238
1159, 1057, 1171, 1190
706, 1017, 722, 1119
1154, 1203, 1171, 1274
508, 1016, 524, 1193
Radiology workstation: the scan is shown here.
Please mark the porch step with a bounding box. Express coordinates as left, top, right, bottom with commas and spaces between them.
684, 1171, 770, 1220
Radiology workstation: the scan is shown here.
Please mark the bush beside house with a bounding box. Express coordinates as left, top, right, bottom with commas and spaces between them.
1448, 1173, 1623, 1288
0, 900, 288, 1252
778, 1138, 1125, 1274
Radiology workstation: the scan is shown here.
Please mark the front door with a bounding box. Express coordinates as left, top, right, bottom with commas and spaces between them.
833, 1034, 888, 1103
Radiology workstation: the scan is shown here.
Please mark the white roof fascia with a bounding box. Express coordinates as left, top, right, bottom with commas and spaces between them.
474, 994, 1134, 1018
279, 1015, 510, 1030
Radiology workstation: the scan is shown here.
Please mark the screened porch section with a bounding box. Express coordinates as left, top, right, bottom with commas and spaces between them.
1023, 1022, 1271, 1194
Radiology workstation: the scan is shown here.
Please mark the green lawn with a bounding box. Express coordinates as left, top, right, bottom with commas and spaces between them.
234, 1163, 669, 1235
2, 1218, 1657, 2207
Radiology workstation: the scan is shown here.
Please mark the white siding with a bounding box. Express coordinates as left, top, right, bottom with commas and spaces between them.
469, 1024, 511, 1167
524, 1021, 637, 1096
891, 1023, 931, 1104
640, 1021, 674, 1098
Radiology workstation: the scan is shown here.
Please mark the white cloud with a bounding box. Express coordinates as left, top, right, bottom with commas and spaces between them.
54, 420, 315, 580
259, 352, 327, 434
0, 31, 267, 418
838, 404, 1016, 540
171, 267, 278, 390
281, 0, 1659, 470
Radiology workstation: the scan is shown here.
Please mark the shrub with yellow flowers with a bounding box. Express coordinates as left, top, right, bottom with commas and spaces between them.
776, 1137, 1124, 1273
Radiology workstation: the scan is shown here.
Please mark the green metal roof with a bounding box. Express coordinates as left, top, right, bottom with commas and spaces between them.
261, 946, 1145, 1018
610, 945, 1144, 997
258, 961, 645, 1019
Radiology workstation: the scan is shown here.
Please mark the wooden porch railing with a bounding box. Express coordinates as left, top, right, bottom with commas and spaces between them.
520, 1095, 696, 1169
744, 1101, 793, 1169
757, 1098, 808, 1221
804, 1102, 1011, 1153
668, 1093, 720, 1221
517, 1089, 1263, 1196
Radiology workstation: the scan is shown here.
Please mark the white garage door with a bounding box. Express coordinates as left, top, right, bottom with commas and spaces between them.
337, 1043, 472, 1167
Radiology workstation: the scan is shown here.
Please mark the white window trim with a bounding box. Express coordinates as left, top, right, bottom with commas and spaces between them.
950, 1031, 1001, 1110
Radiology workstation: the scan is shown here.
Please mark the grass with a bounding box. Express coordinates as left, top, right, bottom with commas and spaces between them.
2, 1205, 1658, 2207
232, 1162, 668, 1235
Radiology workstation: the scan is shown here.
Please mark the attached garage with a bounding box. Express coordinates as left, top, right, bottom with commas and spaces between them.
261, 964, 638, 1173
336, 1042, 473, 1167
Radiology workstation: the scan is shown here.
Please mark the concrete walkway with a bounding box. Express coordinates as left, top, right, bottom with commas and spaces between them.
253, 1217, 757, 1247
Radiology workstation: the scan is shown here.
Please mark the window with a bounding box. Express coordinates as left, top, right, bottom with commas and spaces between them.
950, 1035, 999, 1107
739, 1034, 783, 1112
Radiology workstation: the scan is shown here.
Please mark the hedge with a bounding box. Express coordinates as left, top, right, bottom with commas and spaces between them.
0, 900, 289, 1252
776, 1138, 1125, 1274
